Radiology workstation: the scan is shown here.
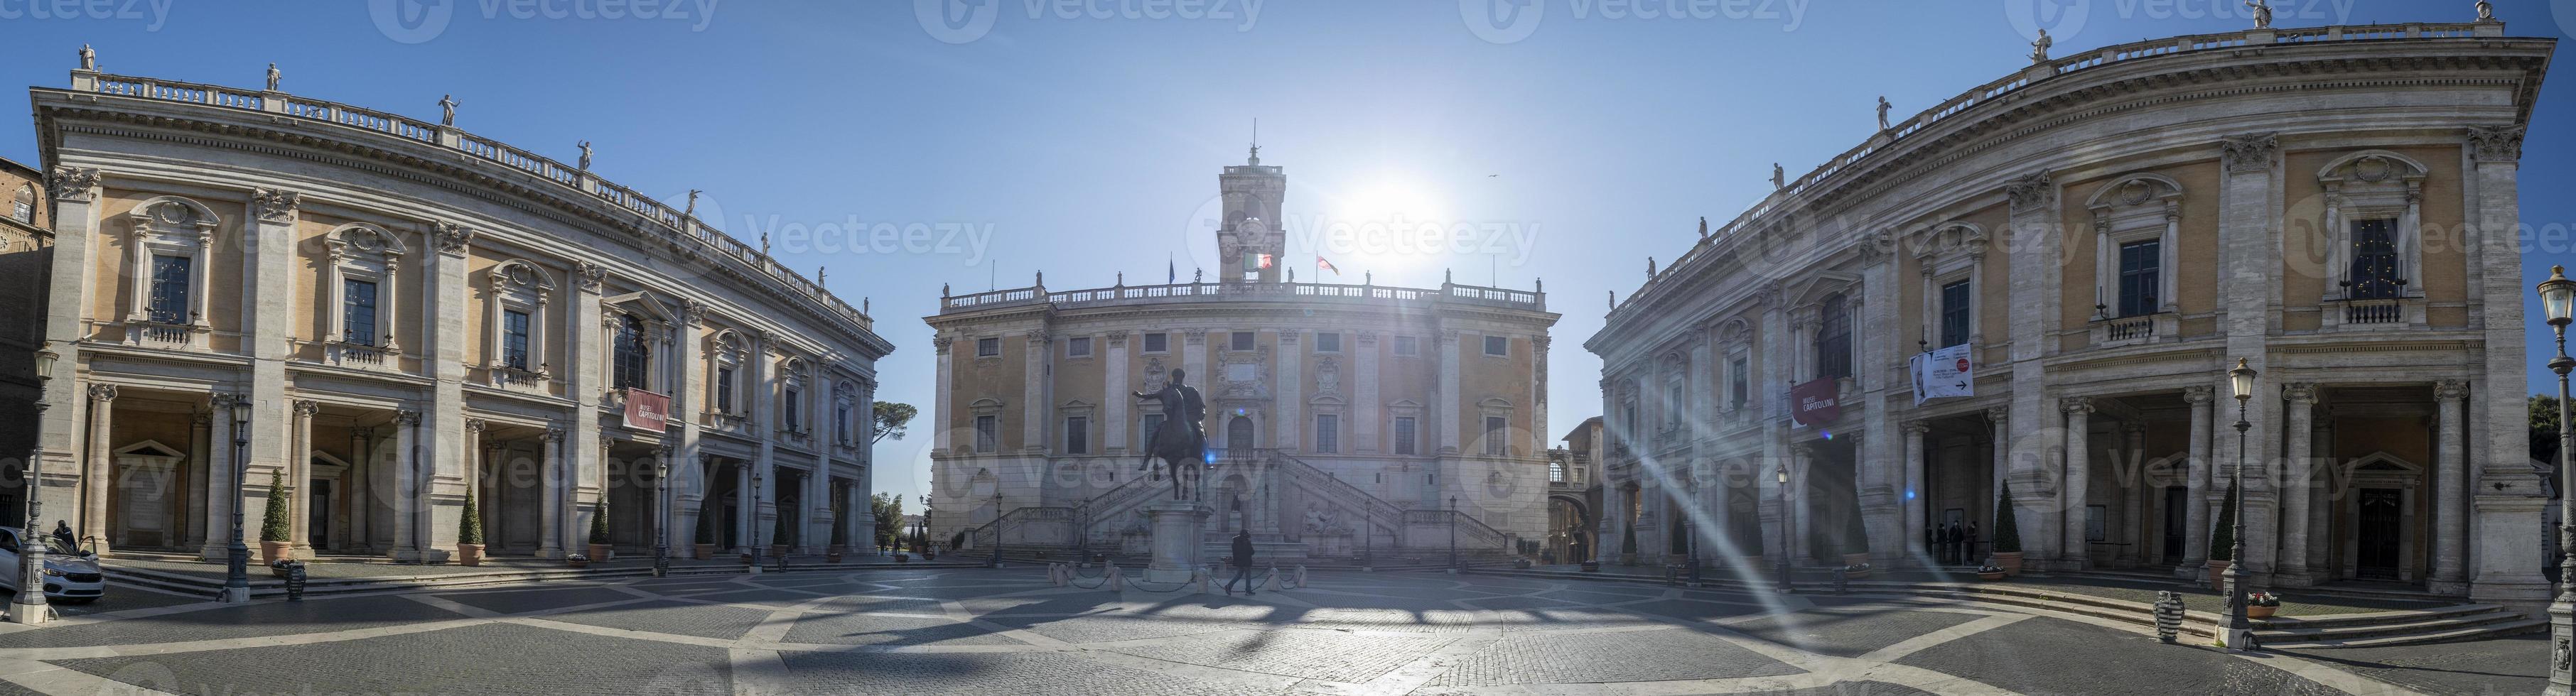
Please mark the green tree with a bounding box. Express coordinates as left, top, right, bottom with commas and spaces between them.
873, 402, 920, 445
588, 495, 612, 545
259, 469, 291, 543
458, 486, 485, 545
1991, 480, 2021, 554
2533, 395, 2562, 466
871, 493, 904, 548
2208, 479, 2241, 562
695, 504, 716, 545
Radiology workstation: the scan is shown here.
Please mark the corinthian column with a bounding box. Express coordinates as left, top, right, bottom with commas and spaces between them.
2182, 386, 2214, 570
80, 384, 117, 553
2060, 396, 2093, 570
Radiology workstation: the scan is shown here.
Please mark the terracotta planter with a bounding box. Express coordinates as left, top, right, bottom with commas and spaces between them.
456, 543, 485, 567
826, 551, 844, 563
770, 544, 789, 558
261, 540, 292, 566
2206, 560, 2231, 592
588, 543, 613, 563
567, 558, 590, 568
2248, 604, 2278, 619
895, 553, 911, 563
1976, 571, 2008, 581
1991, 552, 2024, 576
1841, 553, 1870, 568
694, 543, 716, 560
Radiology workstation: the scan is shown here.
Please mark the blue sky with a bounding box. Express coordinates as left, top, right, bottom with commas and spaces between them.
1, 0, 2567, 506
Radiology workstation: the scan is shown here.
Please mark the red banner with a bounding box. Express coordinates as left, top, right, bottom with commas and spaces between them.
1789, 378, 1842, 428
624, 388, 672, 431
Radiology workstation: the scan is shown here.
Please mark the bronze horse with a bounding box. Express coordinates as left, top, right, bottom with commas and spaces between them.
1133, 369, 1207, 501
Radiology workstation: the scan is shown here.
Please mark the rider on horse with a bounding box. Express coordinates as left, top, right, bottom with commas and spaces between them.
1133, 368, 1207, 472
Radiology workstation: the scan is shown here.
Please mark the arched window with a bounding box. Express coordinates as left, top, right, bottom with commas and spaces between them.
1815, 293, 1852, 379
1227, 415, 1254, 451
2349, 219, 2402, 300
613, 314, 651, 390
11, 185, 32, 223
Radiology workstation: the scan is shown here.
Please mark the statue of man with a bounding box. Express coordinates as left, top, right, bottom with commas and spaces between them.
2244, 0, 2272, 29
1770, 163, 1785, 190
1877, 96, 1892, 131
2030, 29, 2053, 63
266, 62, 281, 92
1133, 368, 1207, 463
78, 45, 95, 72
2477, 0, 2494, 22
577, 141, 593, 170
438, 94, 459, 126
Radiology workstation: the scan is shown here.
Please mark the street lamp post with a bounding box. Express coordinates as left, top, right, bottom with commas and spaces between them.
652, 457, 669, 578
2538, 266, 2576, 695
1775, 464, 1793, 594
1448, 496, 1460, 571
988, 486, 1003, 568
2224, 357, 2257, 651
11, 344, 57, 624
747, 470, 763, 574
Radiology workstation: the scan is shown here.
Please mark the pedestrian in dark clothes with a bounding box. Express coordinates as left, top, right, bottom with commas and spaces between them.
1223, 530, 1256, 595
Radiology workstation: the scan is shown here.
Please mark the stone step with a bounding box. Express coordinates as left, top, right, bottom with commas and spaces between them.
2263, 617, 2547, 650
2251, 603, 2506, 630
2256, 610, 2531, 643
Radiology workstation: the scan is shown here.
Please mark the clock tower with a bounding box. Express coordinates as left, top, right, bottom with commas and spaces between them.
1217, 144, 1286, 283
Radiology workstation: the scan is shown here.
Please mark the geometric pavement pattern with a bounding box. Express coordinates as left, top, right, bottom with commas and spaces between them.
0, 567, 2513, 695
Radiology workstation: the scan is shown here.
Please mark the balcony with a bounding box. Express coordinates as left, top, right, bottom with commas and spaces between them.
2088, 312, 2176, 349
124, 320, 206, 352
326, 340, 399, 371
487, 364, 551, 393
2325, 296, 2416, 330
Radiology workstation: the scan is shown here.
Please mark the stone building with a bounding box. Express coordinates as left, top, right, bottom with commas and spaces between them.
1546, 416, 1602, 565
1587, 16, 2550, 605
925, 151, 1559, 563
26, 62, 893, 562
1, 155, 54, 526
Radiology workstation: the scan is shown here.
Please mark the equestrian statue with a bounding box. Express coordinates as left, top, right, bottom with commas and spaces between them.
1133, 368, 1208, 501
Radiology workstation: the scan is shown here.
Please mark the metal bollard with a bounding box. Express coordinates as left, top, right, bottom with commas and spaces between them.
2153, 591, 2185, 644
654, 551, 671, 578
284, 562, 308, 602
1833, 566, 1848, 595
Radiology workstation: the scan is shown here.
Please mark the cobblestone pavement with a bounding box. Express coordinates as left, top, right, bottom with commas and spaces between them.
0, 565, 2533, 695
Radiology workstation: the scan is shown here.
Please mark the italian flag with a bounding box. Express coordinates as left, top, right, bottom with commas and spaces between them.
1317, 256, 1340, 276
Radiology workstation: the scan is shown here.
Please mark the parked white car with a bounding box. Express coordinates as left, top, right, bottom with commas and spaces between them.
0, 527, 104, 604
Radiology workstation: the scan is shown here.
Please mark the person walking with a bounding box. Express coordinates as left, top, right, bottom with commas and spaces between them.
1223, 529, 1257, 595
49, 521, 75, 552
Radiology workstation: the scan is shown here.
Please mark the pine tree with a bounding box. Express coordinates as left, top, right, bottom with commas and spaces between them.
2208, 480, 2240, 562
259, 469, 292, 543
458, 486, 485, 545
588, 494, 612, 545
1991, 479, 2022, 553
1841, 497, 1870, 557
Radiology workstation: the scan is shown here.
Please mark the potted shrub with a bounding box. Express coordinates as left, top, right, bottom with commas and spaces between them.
586, 495, 614, 562
1839, 503, 1872, 571
259, 470, 293, 565
1990, 481, 2025, 576
2247, 591, 2282, 619
895, 550, 911, 563
694, 511, 717, 560
1619, 523, 1639, 566
772, 515, 794, 558
2206, 481, 2241, 592
1974, 564, 2007, 581
565, 553, 589, 568
456, 485, 486, 567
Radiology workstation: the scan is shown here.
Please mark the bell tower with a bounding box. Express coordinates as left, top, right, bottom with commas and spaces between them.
1217, 140, 1286, 283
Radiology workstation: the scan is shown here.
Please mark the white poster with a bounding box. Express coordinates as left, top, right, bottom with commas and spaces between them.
1912, 344, 1974, 406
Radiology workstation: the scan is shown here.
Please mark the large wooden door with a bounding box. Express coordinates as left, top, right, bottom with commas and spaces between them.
2162, 486, 2187, 562
2357, 488, 2403, 580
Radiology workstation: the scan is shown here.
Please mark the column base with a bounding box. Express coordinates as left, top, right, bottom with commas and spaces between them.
2271, 570, 2321, 587
2469, 579, 2553, 614
8, 597, 53, 624
2426, 578, 2471, 597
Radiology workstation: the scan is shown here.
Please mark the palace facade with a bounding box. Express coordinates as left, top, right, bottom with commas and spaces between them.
1588, 16, 2552, 604
925, 153, 1559, 563
25, 62, 893, 562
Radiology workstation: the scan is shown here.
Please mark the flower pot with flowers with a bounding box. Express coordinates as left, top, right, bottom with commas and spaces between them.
1841, 562, 1873, 580
565, 553, 590, 568
2246, 591, 2282, 619
1974, 565, 2008, 581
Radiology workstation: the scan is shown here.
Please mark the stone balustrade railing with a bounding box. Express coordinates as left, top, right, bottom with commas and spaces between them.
1617, 20, 2502, 319
942, 279, 1545, 314
70, 71, 872, 334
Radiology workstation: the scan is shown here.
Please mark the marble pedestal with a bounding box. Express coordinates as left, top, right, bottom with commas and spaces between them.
1146, 501, 1212, 584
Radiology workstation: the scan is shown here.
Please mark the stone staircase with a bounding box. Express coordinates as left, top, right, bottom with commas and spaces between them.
2256, 604, 2545, 649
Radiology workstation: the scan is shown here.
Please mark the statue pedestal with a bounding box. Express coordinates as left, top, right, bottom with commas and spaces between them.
1144, 501, 1212, 584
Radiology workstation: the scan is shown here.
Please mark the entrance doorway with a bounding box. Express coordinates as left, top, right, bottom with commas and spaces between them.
308, 479, 333, 548
2357, 488, 2403, 580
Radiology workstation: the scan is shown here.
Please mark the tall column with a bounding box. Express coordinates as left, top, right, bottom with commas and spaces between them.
2118, 423, 2145, 566
244, 189, 298, 562
932, 335, 955, 455
1355, 333, 1381, 452
1789, 443, 1812, 562
389, 409, 422, 558
80, 384, 116, 553
463, 418, 487, 552
748, 331, 776, 552
2216, 133, 2279, 580
2182, 386, 2214, 569
1022, 330, 1050, 459
2465, 125, 2545, 604
674, 301, 706, 556
1902, 420, 1927, 564
538, 426, 564, 558
806, 458, 831, 553
2004, 168, 2064, 572
200, 393, 242, 560
564, 261, 606, 562
2059, 396, 2092, 570
424, 223, 476, 562
1104, 332, 1130, 453
2278, 384, 2315, 585
184, 409, 211, 549
735, 456, 755, 551
289, 399, 319, 558
2430, 379, 2469, 592
348, 428, 371, 553
1277, 332, 1301, 450
1437, 330, 1462, 455
1985, 406, 2009, 510
35, 168, 100, 526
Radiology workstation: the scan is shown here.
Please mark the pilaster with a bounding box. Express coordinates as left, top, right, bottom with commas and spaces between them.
2217, 132, 2280, 581
566, 261, 606, 555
